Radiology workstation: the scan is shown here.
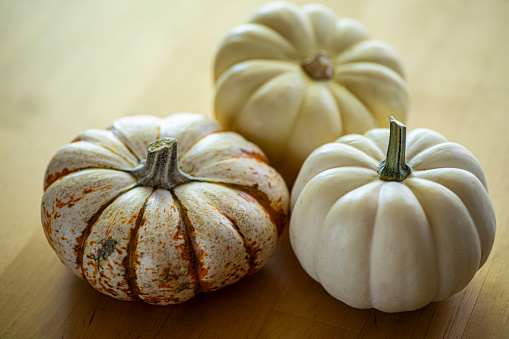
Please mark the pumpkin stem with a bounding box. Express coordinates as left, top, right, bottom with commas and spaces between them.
131, 138, 193, 190
378, 116, 411, 182
301, 50, 334, 80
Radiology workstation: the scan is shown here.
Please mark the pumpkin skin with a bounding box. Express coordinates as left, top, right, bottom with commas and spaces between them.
214, 1, 409, 185
290, 124, 496, 313
41, 113, 289, 305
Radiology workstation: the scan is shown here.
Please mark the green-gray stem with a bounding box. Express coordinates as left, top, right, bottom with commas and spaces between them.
378, 116, 411, 182
131, 138, 194, 189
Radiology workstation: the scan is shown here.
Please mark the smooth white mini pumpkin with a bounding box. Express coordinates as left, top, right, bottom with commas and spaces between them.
290, 117, 496, 313
214, 1, 409, 185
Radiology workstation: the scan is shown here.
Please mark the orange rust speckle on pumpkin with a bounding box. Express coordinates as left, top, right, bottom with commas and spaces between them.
57, 194, 86, 209
42, 206, 53, 234
225, 183, 288, 235
128, 214, 138, 224
122, 192, 152, 300
44, 168, 74, 190
83, 185, 113, 195
102, 286, 120, 297
171, 192, 214, 294
239, 148, 269, 164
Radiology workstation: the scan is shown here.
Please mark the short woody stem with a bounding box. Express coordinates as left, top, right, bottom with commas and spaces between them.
131, 138, 193, 189
378, 116, 411, 182
301, 50, 334, 80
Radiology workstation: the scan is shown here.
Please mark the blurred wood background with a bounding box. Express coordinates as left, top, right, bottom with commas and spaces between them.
1, 0, 508, 338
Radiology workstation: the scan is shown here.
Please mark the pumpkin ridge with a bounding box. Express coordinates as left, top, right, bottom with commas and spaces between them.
413, 168, 495, 265
234, 69, 305, 145
334, 79, 373, 125
269, 78, 311, 164
108, 127, 143, 162
338, 144, 383, 171
75, 184, 137, 280
404, 177, 482, 301
326, 181, 381, 305
366, 183, 381, 308
406, 175, 491, 301
71, 133, 139, 167
214, 24, 300, 79
407, 143, 488, 190
169, 189, 204, 294
335, 40, 405, 78
337, 136, 386, 163
177, 130, 225, 160
98, 144, 139, 167
214, 208, 257, 275
46, 167, 142, 192
325, 81, 376, 135
409, 173, 486, 265
249, 5, 313, 58
335, 63, 409, 127
222, 182, 287, 235
44, 167, 78, 191
225, 154, 269, 164
369, 183, 395, 309
215, 59, 299, 109
122, 189, 154, 300
404, 129, 448, 160
245, 24, 301, 60
325, 83, 346, 136
402, 179, 440, 301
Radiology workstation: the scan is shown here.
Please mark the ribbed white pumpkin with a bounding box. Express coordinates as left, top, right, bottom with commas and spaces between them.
214, 1, 409, 185
41, 113, 289, 304
290, 117, 496, 313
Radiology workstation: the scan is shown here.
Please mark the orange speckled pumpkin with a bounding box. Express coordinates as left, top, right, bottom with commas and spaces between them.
41, 113, 289, 304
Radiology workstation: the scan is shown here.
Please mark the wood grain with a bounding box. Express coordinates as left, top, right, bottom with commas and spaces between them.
1, 0, 509, 338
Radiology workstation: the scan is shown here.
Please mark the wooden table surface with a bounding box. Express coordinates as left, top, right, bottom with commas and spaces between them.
1, 0, 508, 338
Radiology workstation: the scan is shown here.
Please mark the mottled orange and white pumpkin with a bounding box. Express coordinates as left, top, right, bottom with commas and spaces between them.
41, 113, 289, 304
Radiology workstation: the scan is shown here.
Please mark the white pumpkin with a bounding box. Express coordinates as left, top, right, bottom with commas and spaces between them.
214, 1, 409, 185
41, 113, 289, 304
290, 117, 496, 313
